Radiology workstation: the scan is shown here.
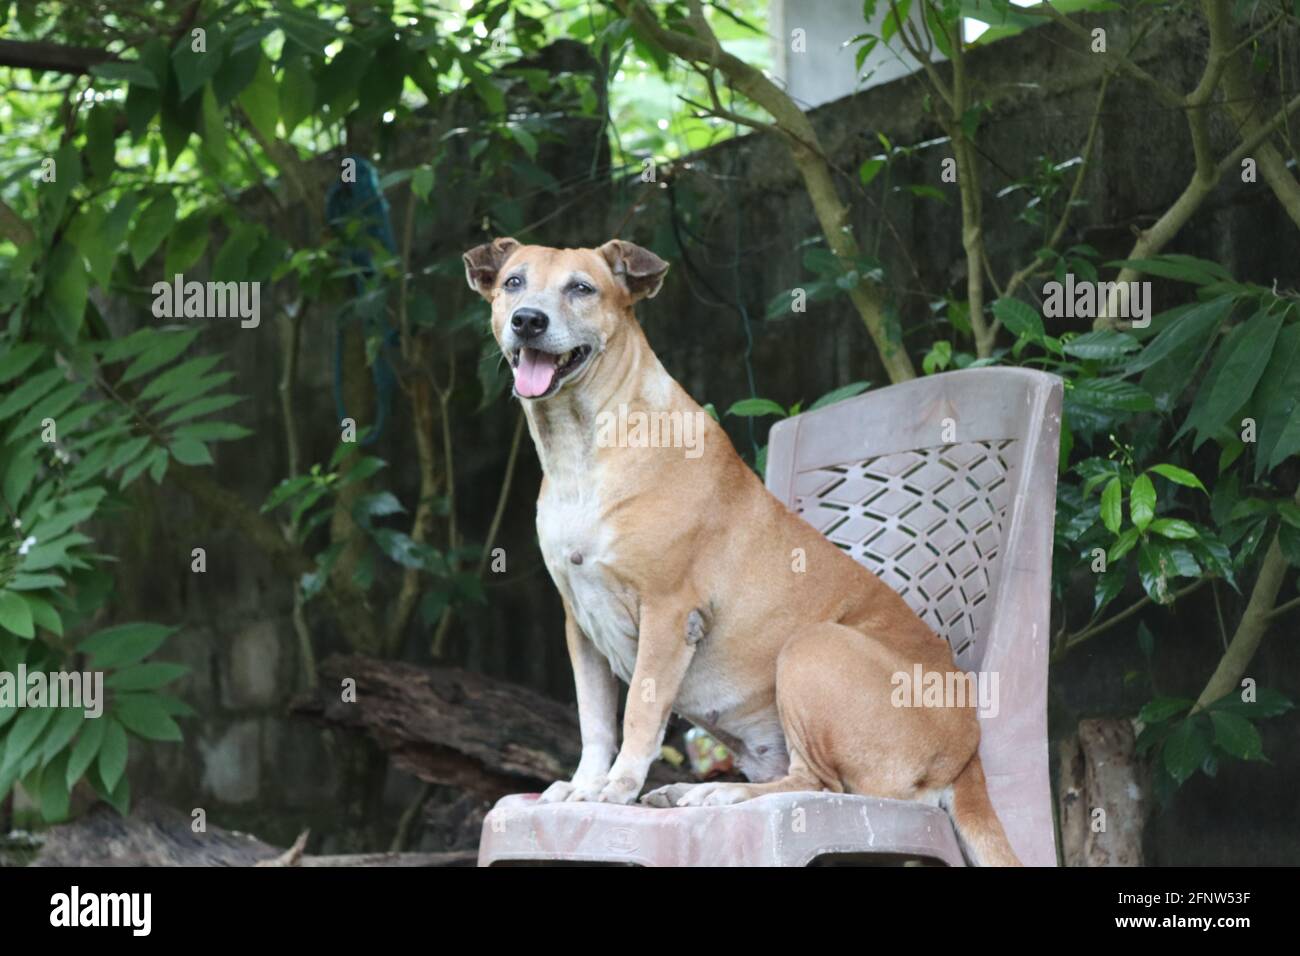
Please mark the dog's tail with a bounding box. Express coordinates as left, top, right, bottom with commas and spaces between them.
943, 752, 1023, 866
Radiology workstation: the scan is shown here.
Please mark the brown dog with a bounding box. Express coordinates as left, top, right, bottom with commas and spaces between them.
464, 237, 1021, 865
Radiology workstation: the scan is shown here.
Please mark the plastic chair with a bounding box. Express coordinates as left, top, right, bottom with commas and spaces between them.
478, 368, 1062, 866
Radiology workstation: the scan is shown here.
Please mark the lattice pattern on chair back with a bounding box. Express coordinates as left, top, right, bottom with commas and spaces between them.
789, 439, 1019, 672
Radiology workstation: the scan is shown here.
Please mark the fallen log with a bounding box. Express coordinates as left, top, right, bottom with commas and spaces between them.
30, 800, 475, 867
1058, 717, 1149, 866
290, 655, 692, 800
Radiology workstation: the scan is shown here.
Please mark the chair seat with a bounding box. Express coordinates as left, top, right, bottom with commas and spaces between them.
478, 791, 966, 866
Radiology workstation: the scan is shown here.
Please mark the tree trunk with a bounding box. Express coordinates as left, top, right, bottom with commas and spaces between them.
1058, 718, 1149, 866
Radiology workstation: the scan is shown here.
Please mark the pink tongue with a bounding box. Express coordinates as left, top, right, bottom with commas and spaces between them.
514, 348, 558, 398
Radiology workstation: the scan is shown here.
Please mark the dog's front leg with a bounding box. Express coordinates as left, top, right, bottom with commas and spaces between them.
539, 605, 620, 803
597, 602, 697, 804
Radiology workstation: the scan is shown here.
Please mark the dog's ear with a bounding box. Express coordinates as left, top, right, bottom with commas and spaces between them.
463, 237, 521, 299
598, 239, 669, 303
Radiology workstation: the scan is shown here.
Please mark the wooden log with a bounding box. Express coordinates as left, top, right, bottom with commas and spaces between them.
1058, 717, 1149, 866
290, 655, 691, 800
30, 800, 475, 867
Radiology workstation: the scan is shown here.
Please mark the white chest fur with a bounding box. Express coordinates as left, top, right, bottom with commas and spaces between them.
537, 482, 640, 682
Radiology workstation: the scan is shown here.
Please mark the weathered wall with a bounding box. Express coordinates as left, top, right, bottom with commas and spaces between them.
95, 14, 1300, 860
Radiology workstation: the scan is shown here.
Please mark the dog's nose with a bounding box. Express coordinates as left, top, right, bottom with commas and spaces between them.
510, 308, 549, 339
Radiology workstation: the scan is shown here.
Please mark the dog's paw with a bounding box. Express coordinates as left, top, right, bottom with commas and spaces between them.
538, 777, 606, 803
594, 774, 642, 805
669, 782, 755, 807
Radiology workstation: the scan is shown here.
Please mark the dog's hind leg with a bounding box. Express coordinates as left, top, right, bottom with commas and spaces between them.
644, 753, 827, 807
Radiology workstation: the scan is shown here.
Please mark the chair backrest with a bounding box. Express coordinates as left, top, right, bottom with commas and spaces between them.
766, 367, 1062, 866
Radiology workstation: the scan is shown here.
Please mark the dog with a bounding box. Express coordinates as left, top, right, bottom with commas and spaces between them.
463, 236, 1022, 866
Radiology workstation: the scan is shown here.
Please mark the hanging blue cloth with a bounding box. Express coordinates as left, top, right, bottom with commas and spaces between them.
325, 154, 399, 446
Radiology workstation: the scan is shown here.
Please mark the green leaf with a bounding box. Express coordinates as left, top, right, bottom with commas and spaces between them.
992, 297, 1044, 342
1070, 378, 1155, 412
1179, 306, 1284, 449
238, 55, 279, 142
1130, 473, 1156, 532
1062, 329, 1139, 362
0, 591, 35, 639
1137, 540, 1173, 604
173, 422, 252, 443
150, 373, 235, 414
1107, 526, 1139, 563
8, 380, 86, 440
169, 437, 214, 466
160, 394, 244, 427
411, 166, 435, 201
506, 124, 538, 160
1126, 295, 1233, 374
726, 398, 787, 418
262, 475, 314, 513
40, 708, 84, 764
40, 752, 72, 822
1209, 711, 1263, 760
172, 34, 224, 101
1255, 324, 1300, 476
90, 60, 160, 89
1148, 518, 1198, 540
1207, 687, 1293, 717
164, 212, 211, 276
808, 381, 871, 411
0, 343, 46, 384
106, 662, 190, 691
371, 529, 429, 570
213, 39, 262, 103
353, 491, 406, 524
46, 240, 90, 342
858, 157, 885, 185
66, 715, 107, 788
1139, 697, 1193, 723
0, 367, 64, 420
1, 707, 54, 772
279, 55, 316, 136
1162, 715, 1212, 784
212, 224, 258, 281
138, 355, 222, 402
1106, 255, 1231, 285
22, 594, 63, 636
1093, 565, 1125, 613
78, 622, 176, 669
1100, 477, 1122, 534
1147, 463, 1206, 493
198, 83, 228, 171
129, 194, 178, 269
97, 719, 129, 791
113, 694, 183, 741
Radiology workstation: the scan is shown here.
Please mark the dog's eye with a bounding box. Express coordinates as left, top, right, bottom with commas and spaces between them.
569, 281, 595, 296
503, 275, 523, 291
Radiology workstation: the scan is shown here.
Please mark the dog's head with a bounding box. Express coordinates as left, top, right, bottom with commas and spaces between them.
463, 238, 669, 400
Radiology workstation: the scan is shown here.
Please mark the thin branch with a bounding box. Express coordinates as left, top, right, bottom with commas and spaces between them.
0, 38, 114, 74
1004, 70, 1112, 301
0, 199, 35, 245
1029, 2, 1183, 109
1263, 592, 1300, 622
1054, 578, 1207, 662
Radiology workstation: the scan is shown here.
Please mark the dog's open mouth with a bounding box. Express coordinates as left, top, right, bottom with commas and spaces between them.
510, 345, 593, 399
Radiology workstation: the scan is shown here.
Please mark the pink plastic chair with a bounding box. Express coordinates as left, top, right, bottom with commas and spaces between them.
478, 368, 1062, 866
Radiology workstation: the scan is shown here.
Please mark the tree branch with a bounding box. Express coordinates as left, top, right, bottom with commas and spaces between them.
613, 0, 916, 382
